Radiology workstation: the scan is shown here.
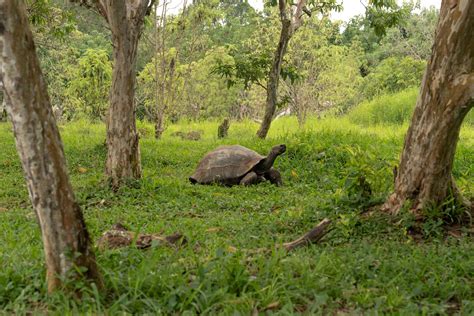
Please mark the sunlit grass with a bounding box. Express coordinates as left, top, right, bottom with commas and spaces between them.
0, 112, 473, 314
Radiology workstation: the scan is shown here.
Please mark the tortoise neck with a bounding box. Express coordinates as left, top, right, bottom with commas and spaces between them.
259, 150, 279, 172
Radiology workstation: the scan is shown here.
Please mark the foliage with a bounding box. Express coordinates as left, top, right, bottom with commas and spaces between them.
364, 0, 414, 37
64, 48, 112, 120
0, 117, 473, 314
138, 46, 243, 121
361, 56, 426, 99
25, 0, 442, 123
349, 88, 474, 127
342, 5, 438, 74
377, 6, 438, 61
211, 8, 279, 91
27, 0, 76, 40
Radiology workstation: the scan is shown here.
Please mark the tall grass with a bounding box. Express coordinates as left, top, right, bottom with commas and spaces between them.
347, 87, 474, 126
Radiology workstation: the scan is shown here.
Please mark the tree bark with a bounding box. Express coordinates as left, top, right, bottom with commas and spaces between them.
0, 0, 102, 292
383, 0, 473, 215
105, 2, 142, 189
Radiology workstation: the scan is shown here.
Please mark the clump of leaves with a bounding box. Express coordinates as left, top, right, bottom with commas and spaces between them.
340, 145, 391, 210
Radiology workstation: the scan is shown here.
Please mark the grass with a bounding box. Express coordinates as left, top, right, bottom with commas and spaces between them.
0, 115, 473, 314
347, 87, 474, 126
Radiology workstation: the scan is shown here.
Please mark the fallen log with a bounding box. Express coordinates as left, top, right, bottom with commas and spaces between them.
283, 218, 332, 251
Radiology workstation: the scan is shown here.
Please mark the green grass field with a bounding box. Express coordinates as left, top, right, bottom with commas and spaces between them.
0, 116, 473, 314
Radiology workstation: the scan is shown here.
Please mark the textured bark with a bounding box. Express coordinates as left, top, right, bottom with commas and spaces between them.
0, 0, 102, 292
256, 0, 306, 139
383, 0, 473, 215
105, 2, 142, 189
73, 0, 156, 188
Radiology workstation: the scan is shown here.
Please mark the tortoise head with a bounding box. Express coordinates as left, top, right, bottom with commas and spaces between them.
271, 144, 286, 156
257, 144, 286, 173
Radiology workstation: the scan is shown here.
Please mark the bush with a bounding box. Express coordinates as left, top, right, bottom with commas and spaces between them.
64, 48, 112, 120
362, 57, 426, 100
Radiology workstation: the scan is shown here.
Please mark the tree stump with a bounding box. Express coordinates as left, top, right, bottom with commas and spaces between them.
218, 118, 230, 138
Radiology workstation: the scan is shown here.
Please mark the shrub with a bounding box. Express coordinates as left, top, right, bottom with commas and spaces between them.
362, 57, 426, 100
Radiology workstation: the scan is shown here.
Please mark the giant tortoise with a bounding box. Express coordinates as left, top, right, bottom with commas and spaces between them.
189, 144, 286, 186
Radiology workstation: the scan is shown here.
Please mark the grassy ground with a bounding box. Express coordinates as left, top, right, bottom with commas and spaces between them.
0, 116, 473, 314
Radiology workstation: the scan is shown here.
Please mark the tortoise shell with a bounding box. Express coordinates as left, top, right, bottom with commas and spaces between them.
189, 145, 265, 185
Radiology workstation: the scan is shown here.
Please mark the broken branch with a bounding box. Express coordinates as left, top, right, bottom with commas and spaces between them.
283, 218, 332, 251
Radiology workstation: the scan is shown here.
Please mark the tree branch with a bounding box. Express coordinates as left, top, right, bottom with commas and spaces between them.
70, 0, 108, 21
292, 0, 307, 30
283, 218, 332, 251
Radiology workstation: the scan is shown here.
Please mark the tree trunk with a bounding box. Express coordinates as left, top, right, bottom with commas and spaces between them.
0, 92, 7, 122
72, 0, 156, 189
100, 1, 152, 189
154, 1, 166, 139
155, 112, 165, 138
106, 28, 142, 189
383, 0, 473, 215
0, 0, 102, 292
256, 18, 292, 139
256, 0, 307, 139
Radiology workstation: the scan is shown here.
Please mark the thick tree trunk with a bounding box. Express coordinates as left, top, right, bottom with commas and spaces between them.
257, 19, 292, 139
383, 0, 473, 215
0, 0, 102, 292
101, 1, 150, 189
106, 32, 142, 189
72, 0, 156, 188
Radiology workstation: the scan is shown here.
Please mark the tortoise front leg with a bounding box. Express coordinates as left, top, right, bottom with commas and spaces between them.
265, 168, 283, 186
240, 172, 262, 186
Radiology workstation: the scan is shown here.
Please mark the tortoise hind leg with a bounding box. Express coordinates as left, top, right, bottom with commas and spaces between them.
265, 168, 283, 186
240, 172, 262, 186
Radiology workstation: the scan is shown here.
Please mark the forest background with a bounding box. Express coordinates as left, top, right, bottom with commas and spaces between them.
7, 0, 472, 128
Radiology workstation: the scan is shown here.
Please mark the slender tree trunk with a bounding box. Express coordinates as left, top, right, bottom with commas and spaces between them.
256, 0, 307, 139
257, 19, 292, 139
1, 88, 7, 121
0, 0, 102, 292
383, 0, 473, 215
155, 1, 167, 139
